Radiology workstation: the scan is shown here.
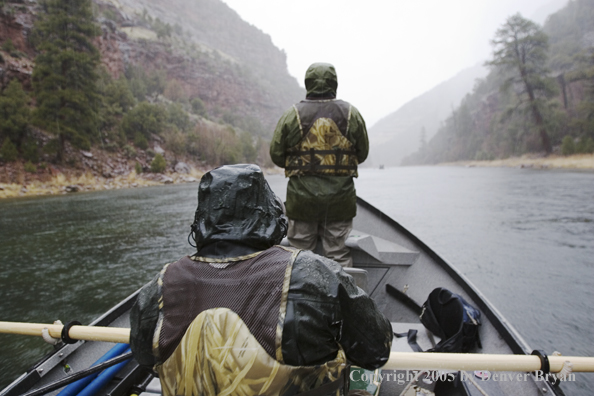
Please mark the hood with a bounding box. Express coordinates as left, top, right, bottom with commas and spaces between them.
191, 164, 288, 252
304, 62, 338, 98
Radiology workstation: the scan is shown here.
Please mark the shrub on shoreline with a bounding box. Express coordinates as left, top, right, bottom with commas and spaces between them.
150, 153, 166, 173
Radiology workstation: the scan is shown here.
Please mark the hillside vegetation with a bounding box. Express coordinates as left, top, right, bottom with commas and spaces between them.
403, 0, 594, 165
0, 0, 303, 188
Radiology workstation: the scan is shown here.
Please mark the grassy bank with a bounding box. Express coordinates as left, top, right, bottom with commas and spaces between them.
0, 165, 283, 200
0, 168, 205, 199
439, 153, 594, 170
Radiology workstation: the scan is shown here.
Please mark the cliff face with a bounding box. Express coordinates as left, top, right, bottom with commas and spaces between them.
0, 2, 37, 90
98, 0, 304, 133
1, 0, 304, 135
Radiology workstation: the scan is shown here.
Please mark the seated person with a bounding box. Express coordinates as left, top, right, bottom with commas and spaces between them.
130, 164, 392, 396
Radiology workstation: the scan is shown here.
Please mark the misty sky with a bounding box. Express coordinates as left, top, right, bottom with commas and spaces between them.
220, 0, 567, 128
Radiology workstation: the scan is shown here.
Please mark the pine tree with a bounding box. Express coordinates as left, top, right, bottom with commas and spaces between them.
0, 137, 18, 162
97, 71, 135, 139
31, 0, 101, 161
577, 52, 594, 138
487, 14, 556, 154
0, 79, 30, 149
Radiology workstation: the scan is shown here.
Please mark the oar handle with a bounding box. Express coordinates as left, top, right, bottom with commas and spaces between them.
1, 321, 593, 373
0, 321, 130, 344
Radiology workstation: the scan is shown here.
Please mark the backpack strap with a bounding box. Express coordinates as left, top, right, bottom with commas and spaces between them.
394, 329, 424, 353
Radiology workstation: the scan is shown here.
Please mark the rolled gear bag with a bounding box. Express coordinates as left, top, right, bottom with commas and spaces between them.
419, 287, 482, 353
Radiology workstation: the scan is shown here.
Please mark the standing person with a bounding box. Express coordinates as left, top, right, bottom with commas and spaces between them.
270, 62, 369, 267
130, 164, 391, 396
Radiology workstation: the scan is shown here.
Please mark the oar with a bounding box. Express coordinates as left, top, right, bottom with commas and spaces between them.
0, 321, 130, 344
2, 321, 594, 373
384, 351, 594, 373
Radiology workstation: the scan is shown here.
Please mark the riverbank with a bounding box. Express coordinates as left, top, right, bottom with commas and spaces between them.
0, 168, 204, 199
0, 160, 282, 199
0, 140, 285, 199
4, 153, 592, 199
439, 153, 594, 170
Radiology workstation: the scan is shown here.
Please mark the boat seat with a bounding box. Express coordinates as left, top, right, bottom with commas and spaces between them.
281, 230, 419, 267
347, 230, 419, 267
390, 322, 440, 353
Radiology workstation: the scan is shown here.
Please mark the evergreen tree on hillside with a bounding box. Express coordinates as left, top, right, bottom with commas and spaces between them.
0, 79, 30, 149
574, 52, 594, 138
96, 71, 135, 144
31, 0, 101, 161
487, 14, 556, 154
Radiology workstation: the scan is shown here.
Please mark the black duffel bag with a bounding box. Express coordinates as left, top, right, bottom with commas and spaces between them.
419, 287, 482, 353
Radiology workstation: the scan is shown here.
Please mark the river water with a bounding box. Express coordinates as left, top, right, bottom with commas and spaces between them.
0, 166, 593, 394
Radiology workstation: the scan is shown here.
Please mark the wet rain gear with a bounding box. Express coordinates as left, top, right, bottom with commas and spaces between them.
129, 164, 391, 395
270, 63, 369, 222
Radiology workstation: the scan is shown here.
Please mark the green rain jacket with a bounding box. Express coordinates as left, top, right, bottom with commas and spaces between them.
270, 63, 369, 222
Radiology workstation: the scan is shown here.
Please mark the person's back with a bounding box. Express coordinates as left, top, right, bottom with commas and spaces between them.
270, 63, 369, 267
129, 164, 391, 396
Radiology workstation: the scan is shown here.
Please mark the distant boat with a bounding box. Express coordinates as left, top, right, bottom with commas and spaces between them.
379, 164, 384, 169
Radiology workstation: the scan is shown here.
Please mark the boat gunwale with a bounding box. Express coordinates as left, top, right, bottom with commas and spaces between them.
356, 196, 533, 355
356, 196, 559, 395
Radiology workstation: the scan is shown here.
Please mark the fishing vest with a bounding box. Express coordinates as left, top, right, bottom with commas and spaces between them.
285, 99, 358, 178
154, 245, 348, 396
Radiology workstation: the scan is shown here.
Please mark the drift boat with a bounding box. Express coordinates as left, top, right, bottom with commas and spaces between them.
0, 197, 569, 396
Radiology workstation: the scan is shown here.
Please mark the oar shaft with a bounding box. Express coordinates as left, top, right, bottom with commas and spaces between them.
2, 321, 593, 373
384, 352, 594, 372
0, 321, 130, 344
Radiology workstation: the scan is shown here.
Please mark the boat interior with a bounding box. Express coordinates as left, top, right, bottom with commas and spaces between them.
1, 199, 560, 396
